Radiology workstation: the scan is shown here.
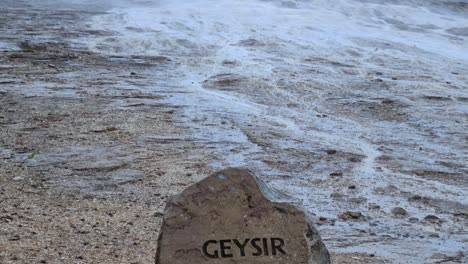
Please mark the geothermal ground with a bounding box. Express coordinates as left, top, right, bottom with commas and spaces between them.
0, 0, 467, 263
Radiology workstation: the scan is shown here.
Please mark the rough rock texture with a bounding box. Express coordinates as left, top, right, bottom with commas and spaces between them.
155, 168, 330, 264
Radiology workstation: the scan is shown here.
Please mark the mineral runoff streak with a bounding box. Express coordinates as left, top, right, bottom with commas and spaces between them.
202, 237, 286, 259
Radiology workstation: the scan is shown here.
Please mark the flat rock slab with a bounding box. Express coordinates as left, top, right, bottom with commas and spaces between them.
156, 168, 330, 264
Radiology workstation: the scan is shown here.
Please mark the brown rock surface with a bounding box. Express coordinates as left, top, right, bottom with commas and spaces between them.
155, 168, 330, 264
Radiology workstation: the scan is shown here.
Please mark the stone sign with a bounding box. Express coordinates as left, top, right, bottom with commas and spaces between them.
155, 168, 330, 264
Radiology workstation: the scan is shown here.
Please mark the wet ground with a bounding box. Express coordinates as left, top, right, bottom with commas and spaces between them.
0, 0, 467, 263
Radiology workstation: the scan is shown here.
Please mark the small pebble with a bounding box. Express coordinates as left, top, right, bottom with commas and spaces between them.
391, 207, 407, 216
330, 192, 343, 199
424, 214, 441, 224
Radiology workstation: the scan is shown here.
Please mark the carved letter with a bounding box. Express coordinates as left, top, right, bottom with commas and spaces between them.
262, 238, 269, 256
203, 240, 219, 258
271, 238, 286, 255
251, 238, 263, 256
220, 240, 233, 258
233, 239, 250, 257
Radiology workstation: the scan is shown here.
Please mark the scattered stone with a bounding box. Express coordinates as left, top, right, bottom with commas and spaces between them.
1, 215, 14, 223
429, 233, 440, 238
155, 168, 330, 264
391, 207, 407, 216
408, 217, 419, 223
348, 185, 356, 190
91, 127, 118, 133
368, 203, 381, 210
281, 1, 298, 8
381, 99, 394, 104
326, 149, 337, 155
329, 171, 343, 177
222, 60, 238, 66
432, 252, 465, 263
317, 217, 336, 226
408, 195, 422, 201
349, 197, 367, 204
153, 212, 163, 218
424, 215, 441, 224
317, 217, 328, 225
338, 211, 366, 221
453, 212, 468, 219
9, 235, 20, 241
330, 192, 343, 199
